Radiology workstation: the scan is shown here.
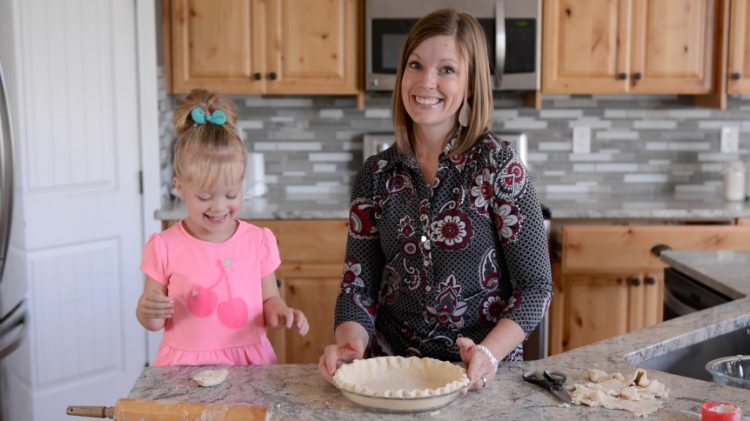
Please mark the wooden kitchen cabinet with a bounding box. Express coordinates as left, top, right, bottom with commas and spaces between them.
165, 0, 360, 95
254, 219, 348, 364
542, 0, 716, 94
728, 0, 750, 93
549, 223, 750, 354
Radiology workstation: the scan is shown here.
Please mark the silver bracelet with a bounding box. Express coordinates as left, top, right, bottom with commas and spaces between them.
475, 344, 499, 370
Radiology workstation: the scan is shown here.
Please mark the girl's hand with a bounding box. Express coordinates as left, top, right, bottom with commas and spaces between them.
318, 339, 365, 383
456, 337, 497, 394
136, 278, 173, 331
263, 297, 309, 336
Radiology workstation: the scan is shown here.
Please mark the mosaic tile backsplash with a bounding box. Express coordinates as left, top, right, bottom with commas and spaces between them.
157, 69, 750, 205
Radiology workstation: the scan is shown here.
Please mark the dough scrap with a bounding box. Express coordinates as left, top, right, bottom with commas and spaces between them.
192, 368, 229, 387
568, 368, 669, 417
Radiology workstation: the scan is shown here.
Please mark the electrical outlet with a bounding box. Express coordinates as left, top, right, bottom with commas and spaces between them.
721, 126, 739, 153
572, 127, 591, 154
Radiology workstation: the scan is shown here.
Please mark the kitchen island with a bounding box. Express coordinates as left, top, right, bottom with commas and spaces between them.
127, 250, 750, 420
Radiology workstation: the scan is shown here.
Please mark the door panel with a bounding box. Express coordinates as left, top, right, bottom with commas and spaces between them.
171, 0, 265, 93
563, 274, 629, 351
643, 272, 663, 327
265, 0, 358, 94
542, 0, 630, 92
281, 276, 340, 364
729, 0, 750, 93
6, 1, 147, 419
630, 0, 714, 93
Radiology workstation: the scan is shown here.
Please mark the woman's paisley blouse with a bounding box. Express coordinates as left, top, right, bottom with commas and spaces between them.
335, 133, 552, 362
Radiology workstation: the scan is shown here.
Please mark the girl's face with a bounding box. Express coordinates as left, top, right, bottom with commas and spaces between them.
174, 171, 243, 242
401, 35, 468, 139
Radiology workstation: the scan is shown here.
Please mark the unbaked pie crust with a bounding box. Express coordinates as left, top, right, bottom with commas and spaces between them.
333, 356, 469, 412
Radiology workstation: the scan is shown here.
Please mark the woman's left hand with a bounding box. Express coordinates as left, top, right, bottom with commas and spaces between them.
456, 337, 496, 394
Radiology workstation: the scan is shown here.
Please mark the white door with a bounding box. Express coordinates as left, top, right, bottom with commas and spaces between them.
4, 0, 147, 419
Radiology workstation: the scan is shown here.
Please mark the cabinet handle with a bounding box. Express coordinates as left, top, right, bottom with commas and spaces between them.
252, 72, 262, 81
617, 72, 628, 80
275, 278, 282, 288
633, 72, 642, 81
628, 277, 642, 287
644, 276, 657, 286
650, 244, 672, 257
267, 72, 278, 81
732, 72, 742, 81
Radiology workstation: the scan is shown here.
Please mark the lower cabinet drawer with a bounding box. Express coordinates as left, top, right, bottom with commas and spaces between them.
562, 225, 750, 273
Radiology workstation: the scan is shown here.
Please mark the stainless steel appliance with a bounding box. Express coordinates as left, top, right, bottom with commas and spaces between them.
662, 267, 732, 320
365, 0, 541, 92
0, 61, 27, 421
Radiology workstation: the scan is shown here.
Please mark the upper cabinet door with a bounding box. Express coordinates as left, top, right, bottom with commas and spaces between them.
729, 0, 750, 93
629, 0, 714, 93
264, 0, 359, 94
542, 0, 631, 93
170, 0, 265, 94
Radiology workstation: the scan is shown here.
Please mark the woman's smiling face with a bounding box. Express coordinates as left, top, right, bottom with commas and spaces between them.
401, 35, 468, 138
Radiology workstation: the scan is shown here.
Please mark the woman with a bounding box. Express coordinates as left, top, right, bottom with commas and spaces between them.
319, 9, 552, 392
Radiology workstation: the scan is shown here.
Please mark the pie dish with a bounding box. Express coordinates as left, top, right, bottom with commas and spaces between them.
333, 356, 469, 412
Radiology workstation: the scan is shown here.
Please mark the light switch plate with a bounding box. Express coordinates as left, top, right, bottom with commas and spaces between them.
572, 127, 591, 154
721, 126, 739, 153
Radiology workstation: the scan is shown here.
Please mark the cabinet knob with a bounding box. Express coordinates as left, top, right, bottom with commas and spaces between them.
267, 72, 278, 81
252, 72, 262, 81
644, 276, 657, 286
617, 72, 628, 80
628, 277, 642, 287
650, 244, 672, 257
732, 72, 742, 81
633, 72, 642, 81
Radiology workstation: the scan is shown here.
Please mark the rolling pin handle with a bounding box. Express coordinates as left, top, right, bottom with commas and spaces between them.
65, 405, 114, 418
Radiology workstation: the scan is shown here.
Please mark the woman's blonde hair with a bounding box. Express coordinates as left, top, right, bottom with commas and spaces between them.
392, 8, 493, 155
172, 89, 246, 191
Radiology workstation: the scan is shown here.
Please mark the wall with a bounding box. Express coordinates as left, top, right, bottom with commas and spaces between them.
158, 71, 750, 202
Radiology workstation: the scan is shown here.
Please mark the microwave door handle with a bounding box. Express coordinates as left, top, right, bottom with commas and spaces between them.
495, 0, 506, 88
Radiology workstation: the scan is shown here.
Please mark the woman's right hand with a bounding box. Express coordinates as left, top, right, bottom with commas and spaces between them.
318, 339, 365, 383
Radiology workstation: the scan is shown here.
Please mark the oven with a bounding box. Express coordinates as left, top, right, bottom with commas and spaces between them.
365, 0, 540, 92
663, 267, 732, 320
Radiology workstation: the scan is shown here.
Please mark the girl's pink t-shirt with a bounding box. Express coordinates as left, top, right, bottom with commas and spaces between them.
141, 220, 281, 366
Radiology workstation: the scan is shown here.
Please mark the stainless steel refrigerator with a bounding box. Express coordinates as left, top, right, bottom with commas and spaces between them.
0, 61, 27, 421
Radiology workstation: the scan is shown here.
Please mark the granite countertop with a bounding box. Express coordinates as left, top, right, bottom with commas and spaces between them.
127, 251, 750, 420
155, 191, 750, 221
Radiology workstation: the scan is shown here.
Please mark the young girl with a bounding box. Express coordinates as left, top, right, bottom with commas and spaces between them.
136, 89, 308, 366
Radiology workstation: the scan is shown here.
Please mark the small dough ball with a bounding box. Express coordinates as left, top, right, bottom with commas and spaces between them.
192, 368, 229, 387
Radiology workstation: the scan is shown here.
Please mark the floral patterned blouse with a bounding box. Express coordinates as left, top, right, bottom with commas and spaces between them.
335, 132, 552, 362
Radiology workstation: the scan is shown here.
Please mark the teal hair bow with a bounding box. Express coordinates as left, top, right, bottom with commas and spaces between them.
191, 107, 227, 126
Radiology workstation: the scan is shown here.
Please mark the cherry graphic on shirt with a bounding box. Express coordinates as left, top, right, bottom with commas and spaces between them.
217, 298, 249, 329
186, 261, 223, 317
215, 258, 249, 328
184, 259, 247, 328
185, 258, 249, 328
186, 285, 219, 317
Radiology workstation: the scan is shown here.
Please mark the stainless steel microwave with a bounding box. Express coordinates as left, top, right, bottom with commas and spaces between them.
365, 0, 540, 92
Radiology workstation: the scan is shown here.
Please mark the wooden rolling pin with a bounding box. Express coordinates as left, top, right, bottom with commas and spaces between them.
67, 399, 268, 421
